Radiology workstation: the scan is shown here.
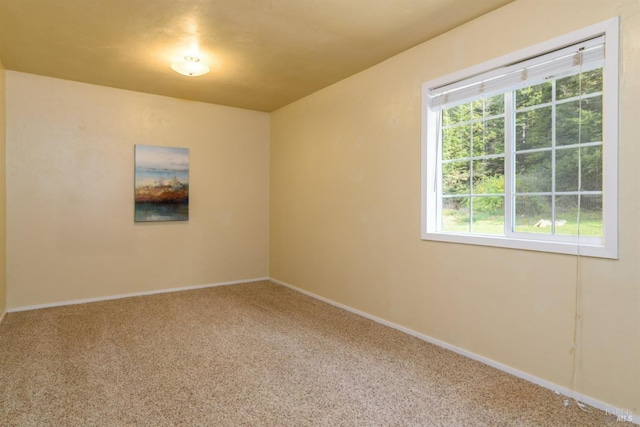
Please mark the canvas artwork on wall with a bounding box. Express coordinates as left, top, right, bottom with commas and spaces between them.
134, 144, 189, 222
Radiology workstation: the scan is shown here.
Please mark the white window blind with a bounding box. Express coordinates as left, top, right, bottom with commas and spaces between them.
427, 35, 605, 110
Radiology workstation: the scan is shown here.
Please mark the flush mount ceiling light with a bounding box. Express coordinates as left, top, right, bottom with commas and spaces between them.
171, 55, 210, 77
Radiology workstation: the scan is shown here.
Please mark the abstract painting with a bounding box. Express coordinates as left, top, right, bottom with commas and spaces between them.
134, 145, 189, 222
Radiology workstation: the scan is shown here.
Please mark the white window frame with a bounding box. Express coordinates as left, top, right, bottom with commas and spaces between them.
421, 18, 619, 259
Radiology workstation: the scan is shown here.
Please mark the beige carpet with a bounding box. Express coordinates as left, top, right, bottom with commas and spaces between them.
0, 280, 630, 426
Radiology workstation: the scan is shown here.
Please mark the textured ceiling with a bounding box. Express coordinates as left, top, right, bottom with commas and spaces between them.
0, 0, 514, 112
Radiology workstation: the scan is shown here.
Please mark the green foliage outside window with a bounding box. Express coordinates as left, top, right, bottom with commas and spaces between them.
440, 69, 603, 236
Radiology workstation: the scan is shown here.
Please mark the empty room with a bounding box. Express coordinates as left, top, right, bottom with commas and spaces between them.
0, 0, 638, 425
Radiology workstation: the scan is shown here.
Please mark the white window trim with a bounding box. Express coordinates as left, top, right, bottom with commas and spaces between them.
421, 18, 619, 259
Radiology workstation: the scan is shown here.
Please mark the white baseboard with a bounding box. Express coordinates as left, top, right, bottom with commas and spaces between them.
270, 277, 638, 425
7, 277, 270, 313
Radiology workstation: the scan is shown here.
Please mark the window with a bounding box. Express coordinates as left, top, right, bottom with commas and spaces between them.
422, 18, 618, 258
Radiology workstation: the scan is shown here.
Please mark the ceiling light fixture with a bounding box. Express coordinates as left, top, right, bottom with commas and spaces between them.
171, 55, 210, 77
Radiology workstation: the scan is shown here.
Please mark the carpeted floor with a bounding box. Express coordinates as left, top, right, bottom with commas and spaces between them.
0, 280, 631, 426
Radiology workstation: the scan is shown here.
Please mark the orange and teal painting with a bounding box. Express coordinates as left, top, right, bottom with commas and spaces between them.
134, 145, 189, 222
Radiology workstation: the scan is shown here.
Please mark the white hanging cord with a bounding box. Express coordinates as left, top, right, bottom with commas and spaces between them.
567, 47, 590, 413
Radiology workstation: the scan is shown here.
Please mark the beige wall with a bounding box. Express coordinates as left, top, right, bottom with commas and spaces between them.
0, 60, 6, 316
271, 0, 639, 414
6, 72, 269, 308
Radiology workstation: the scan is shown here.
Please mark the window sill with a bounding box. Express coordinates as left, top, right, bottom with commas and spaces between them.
422, 231, 617, 259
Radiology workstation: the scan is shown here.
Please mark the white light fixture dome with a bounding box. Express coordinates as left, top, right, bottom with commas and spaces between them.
171, 55, 210, 77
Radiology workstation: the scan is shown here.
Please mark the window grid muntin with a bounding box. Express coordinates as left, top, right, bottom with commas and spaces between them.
438, 67, 603, 239
439, 97, 507, 234
512, 68, 603, 238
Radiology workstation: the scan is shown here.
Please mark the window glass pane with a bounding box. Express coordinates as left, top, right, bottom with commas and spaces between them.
581, 95, 603, 143
582, 68, 604, 94
516, 81, 552, 109
442, 197, 470, 233
555, 146, 602, 193
472, 95, 505, 119
515, 196, 552, 234
555, 195, 603, 237
442, 161, 470, 195
472, 100, 484, 120
556, 101, 579, 146
556, 148, 579, 192
556, 68, 603, 100
472, 197, 504, 235
442, 124, 470, 160
580, 195, 603, 237
485, 94, 505, 117
473, 118, 504, 156
516, 106, 552, 150
555, 195, 578, 235
557, 96, 602, 146
581, 145, 603, 191
443, 103, 471, 126
515, 151, 552, 193
472, 158, 504, 195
